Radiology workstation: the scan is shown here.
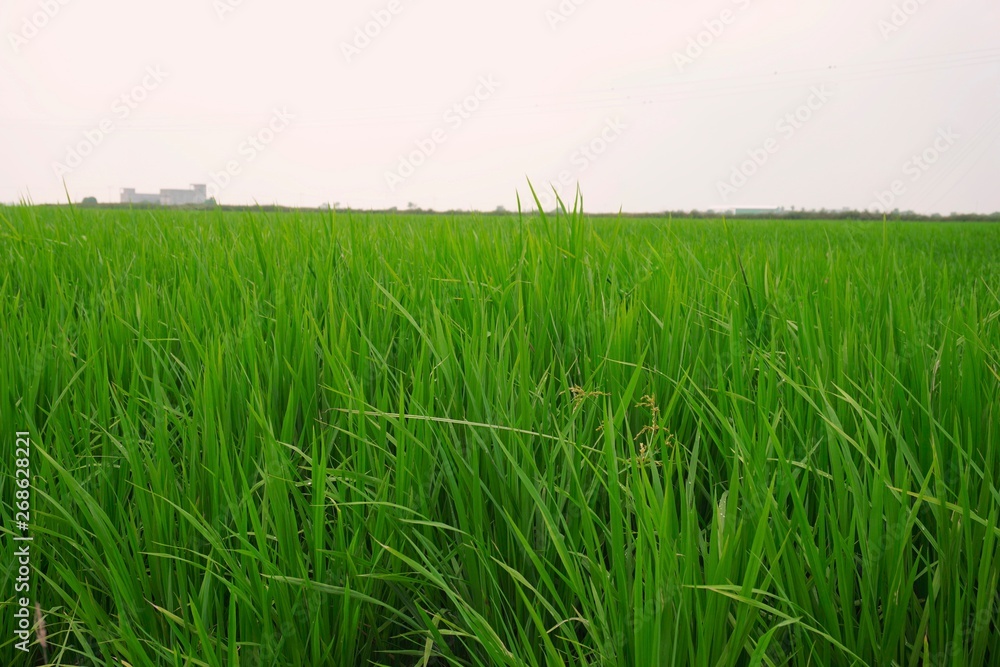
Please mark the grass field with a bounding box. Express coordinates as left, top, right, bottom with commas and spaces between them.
2, 202, 999, 666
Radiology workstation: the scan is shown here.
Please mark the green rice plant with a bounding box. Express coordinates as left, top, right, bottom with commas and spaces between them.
1, 202, 998, 665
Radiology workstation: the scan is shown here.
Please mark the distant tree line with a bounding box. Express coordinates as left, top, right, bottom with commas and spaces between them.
24, 199, 1000, 222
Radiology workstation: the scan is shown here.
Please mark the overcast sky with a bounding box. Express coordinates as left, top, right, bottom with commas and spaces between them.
1, 0, 998, 213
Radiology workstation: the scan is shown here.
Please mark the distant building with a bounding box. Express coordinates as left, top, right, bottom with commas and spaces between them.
718, 206, 785, 217
121, 184, 207, 206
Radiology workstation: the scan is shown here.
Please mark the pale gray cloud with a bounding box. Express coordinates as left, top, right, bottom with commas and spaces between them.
1, 0, 997, 213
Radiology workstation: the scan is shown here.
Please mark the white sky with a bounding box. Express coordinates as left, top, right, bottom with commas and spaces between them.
1, 0, 998, 213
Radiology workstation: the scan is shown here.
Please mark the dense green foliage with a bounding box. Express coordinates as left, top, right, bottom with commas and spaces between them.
2, 203, 999, 666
